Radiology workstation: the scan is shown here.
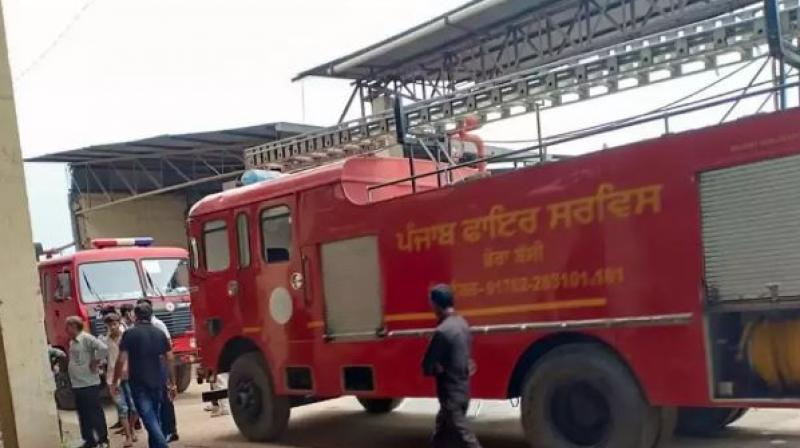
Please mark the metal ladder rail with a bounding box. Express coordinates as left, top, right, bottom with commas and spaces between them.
245, 1, 800, 172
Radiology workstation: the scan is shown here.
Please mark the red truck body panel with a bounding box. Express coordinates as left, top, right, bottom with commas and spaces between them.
188, 108, 800, 408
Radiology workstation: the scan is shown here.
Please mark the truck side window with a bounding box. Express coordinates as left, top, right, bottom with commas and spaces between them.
261, 206, 291, 264
189, 237, 200, 271
55, 271, 72, 300
41, 272, 52, 302
203, 220, 230, 273
236, 213, 251, 269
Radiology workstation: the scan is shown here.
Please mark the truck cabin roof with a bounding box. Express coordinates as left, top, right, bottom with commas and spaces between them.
190, 156, 470, 218
38, 246, 188, 268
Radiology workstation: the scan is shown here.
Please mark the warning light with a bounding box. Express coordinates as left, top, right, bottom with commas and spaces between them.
91, 237, 154, 249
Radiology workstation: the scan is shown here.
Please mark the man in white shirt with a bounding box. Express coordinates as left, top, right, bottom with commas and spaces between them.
66, 315, 109, 448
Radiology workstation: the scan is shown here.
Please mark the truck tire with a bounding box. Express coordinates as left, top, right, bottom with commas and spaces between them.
520, 344, 649, 448
356, 397, 404, 414
228, 352, 290, 442
674, 407, 745, 437
176, 363, 193, 394
724, 407, 748, 426
641, 407, 677, 448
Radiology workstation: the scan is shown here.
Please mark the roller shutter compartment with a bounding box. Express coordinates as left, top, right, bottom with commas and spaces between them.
701, 153, 800, 301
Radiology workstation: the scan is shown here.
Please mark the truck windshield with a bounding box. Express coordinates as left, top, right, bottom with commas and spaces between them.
142, 258, 190, 297
78, 260, 144, 303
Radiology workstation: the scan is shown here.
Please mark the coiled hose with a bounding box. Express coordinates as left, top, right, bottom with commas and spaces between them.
741, 319, 800, 392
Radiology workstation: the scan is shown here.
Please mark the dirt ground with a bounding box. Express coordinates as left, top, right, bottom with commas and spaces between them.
58, 383, 800, 448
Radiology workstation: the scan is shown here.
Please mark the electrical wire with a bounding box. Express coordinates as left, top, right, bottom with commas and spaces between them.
755, 66, 795, 115
483, 57, 765, 144
719, 57, 771, 124
490, 73, 800, 160
14, 0, 101, 81
486, 65, 798, 152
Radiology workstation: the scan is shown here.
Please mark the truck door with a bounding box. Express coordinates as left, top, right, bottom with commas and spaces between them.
233, 208, 258, 331
190, 213, 237, 345
257, 196, 311, 341
43, 264, 79, 350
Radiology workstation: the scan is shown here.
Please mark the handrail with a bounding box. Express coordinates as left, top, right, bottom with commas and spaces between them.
366, 80, 800, 201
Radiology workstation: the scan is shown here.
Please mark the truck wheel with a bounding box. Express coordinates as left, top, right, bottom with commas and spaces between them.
641, 407, 677, 448
228, 353, 290, 442
520, 344, 649, 448
674, 407, 744, 437
176, 363, 193, 394
54, 371, 76, 411
724, 407, 748, 426
356, 397, 404, 414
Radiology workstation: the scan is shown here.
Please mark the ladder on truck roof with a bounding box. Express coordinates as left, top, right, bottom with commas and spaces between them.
245, 0, 800, 172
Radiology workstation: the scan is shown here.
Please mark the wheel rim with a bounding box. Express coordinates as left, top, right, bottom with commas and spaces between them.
549, 381, 612, 446
234, 377, 263, 420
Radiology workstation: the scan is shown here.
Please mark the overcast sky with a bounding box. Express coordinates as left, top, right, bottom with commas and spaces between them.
2, 0, 786, 248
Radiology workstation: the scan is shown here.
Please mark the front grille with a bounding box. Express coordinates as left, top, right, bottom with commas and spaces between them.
89, 304, 192, 338
154, 305, 192, 337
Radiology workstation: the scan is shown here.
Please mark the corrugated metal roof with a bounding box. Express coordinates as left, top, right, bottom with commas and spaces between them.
294, 0, 535, 81
27, 122, 320, 163
295, 0, 761, 84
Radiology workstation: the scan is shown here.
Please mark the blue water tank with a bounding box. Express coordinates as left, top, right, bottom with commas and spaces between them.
241, 169, 283, 186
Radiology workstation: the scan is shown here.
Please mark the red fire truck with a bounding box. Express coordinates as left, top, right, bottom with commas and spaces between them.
187, 107, 800, 447
39, 238, 197, 409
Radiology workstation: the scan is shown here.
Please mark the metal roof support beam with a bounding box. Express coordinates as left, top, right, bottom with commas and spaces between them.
70, 168, 84, 196
74, 170, 246, 215
301, 0, 763, 103
163, 158, 192, 183
109, 163, 138, 196
86, 165, 112, 204
765, 0, 800, 108
66, 143, 248, 167
195, 155, 222, 176
247, 1, 799, 171
338, 84, 360, 124
134, 159, 164, 190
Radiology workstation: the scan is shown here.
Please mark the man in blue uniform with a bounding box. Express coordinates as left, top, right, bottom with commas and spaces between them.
422, 284, 482, 448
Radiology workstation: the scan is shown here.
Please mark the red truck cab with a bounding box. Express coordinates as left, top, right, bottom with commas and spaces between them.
39, 238, 197, 409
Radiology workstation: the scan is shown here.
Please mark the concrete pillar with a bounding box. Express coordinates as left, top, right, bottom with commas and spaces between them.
0, 2, 62, 447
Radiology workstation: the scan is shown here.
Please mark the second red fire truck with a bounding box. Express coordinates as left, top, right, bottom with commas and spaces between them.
187, 108, 800, 447
39, 238, 197, 409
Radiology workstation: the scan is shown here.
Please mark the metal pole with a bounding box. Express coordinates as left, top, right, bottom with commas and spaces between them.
779, 58, 788, 109
358, 82, 367, 118
535, 103, 545, 162
393, 95, 416, 193
772, 58, 782, 111
338, 85, 359, 124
